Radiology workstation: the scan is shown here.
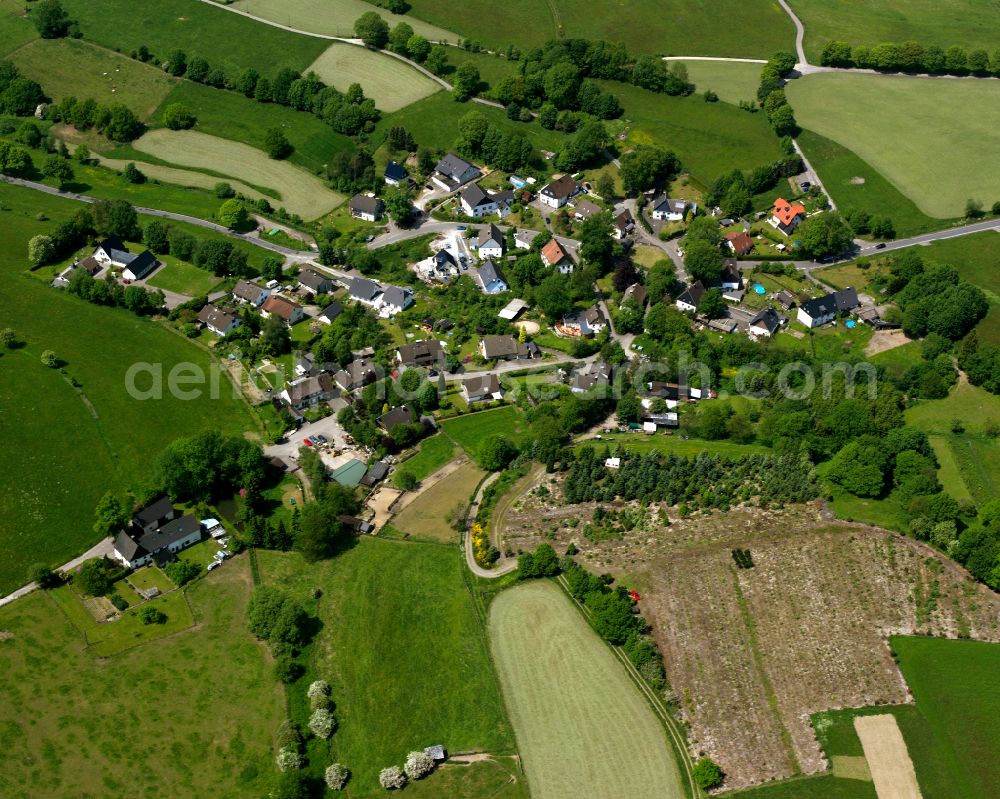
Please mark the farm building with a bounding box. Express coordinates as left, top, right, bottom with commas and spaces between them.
498, 298, 528, 320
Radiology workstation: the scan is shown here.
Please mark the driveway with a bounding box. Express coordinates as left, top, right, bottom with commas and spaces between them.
263, 412, 353, 468
0, 537, 115, 607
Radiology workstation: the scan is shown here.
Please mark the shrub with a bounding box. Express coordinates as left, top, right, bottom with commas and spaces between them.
309, 707, 336, 739
275, 720, 304, 752
40, 350, 58, 368
308, 680, 332, 701
325, 763, 350, 790
403, 750, 434, 780
276, 746, 304, 772
378, 766, 407, 790
274, 654, 304, 684
692, 757, 723, 789
28, 563, 59, 589
164, 559, 200, 586
75, 558, 113, 596
28, 234, 55, 266
138, 606, 167, 625
162, 102, 196, 130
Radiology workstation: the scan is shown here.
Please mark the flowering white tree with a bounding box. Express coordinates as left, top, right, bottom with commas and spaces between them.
404, 750, 435, 780
276, 746, 304, 772
325, 763, 350, 791
309, 707, 336, 739
307, 680, 331, 701
378, 766, 407, 790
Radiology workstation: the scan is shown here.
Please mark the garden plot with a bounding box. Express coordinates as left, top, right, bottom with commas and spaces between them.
131, 129, 344, 219
497, 478, 1000, 790
306, 44, 441, 112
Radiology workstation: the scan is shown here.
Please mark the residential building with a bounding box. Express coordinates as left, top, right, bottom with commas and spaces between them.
261, 295, 304, 325
349, 194, 384, 222
419, 249, 459, 281
133, 496, 175, 534
560, 306, 607, 337
334, 358, 378, 393
724, 230, 754, 256
514, 229, 538, 250
797, 288, 860, 328
540, 238, 573, 273
477, 223, 506, 259
675, 281, 705, 313
93, 236, 131, 267
651, 195, 695, 222
281, 373, 337, 410
622, 283, 647, 308
572, 198, 601, 221
720, 259, 743, 291
349, 276, 383, 308
121, 251, 159, 281
379, 285, 413, 317
498, 298, 528, 320
431, 153, 481, 191
232, 280, 270, 307
295, 353, 316, 377
318, 301, 343, 325
769, 198, 806, 235
459, 183, 498, 218
297, 268, 333, 295
113, 497, 202, 569
570, 361, 612, 393
384, 160, 409, 187
379, 404, 414, 432
774, 290, 797, 310
477, 259, 508, 294
645, 412, 679, 428
613, 209, 635, 240
539, 174, 580, 208
462, 373, 503, 404
490, 190, 516, 218
197, 304, 241, 337
479, 335, 539, 361
749, 307, 783, 338
397, 339, 444, 368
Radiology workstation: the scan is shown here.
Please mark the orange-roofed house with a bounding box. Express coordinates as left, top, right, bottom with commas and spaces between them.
540, 238, 574, 274
769, 198, 806, 235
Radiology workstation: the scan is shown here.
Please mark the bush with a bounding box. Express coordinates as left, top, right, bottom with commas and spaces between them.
276, 746, 304, 772
109, 593, 129, 611
403, 750, 435, 780
692, 757, 723, 789
138, 605, 167, 625
325, 763, 350, 791
308, 679, 332, 702
28, 563, 59, 589
162, 102, 196, 130
164, 559, 200, 586
309, 707, 336, 739
75, 558, 113, 596
477, 434, 517, 471
379, 766, 407, 790
274, 654, 304, 684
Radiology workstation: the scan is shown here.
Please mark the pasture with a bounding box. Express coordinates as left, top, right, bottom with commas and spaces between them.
60, 0, 326, 76
391, 460, 484, 542
676, 58, 764, 105
489, 580, 685, 799
787, 72, 1000, 218
601, 80, 786, 187
145, 256, 223, 296
395, 432, 457, 484
441, 405, 529, 453
232, 0, 456, 42
257, 540, 516, 797
0, 561, 283, 799
789, 0, 1000, 65
499, 495, 1000, 790
407, 0, 794, 57
9, 37, 174, 119
0, 183, 254, 595
306, 44, 441, 112
132, 129, 344, 219
796, 130, 947, 238
0, 0, 38, 57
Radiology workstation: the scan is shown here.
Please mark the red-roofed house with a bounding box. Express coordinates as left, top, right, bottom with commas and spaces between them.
769, 198, 806, 235
540, 238, 574, 274
724, 230, 754, 256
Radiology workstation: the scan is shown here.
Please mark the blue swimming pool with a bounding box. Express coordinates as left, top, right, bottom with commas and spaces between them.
753, 284, 766, 295
846, 320, 856, 328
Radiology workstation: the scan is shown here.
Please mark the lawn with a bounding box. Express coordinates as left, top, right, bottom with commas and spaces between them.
0, 561, 283, 798
127, 565, 174, 594
927, 435, 973, 503
673, 59, 765, 105
601, 80, 786, 188
489, 580, 685, 799
0, 0, 38, 57
787, 72, 1000, 218
60, 0, 327, 76
789, 0, 1000, 65
306, 43, 441, 112
232, 0, 456, 42
407, 0, 794, 57
904, 381, 1000, 437
395, 432, 457, 484
441, 405, 529, 453
146, 257, 223, 296
131, 129, 344, 219
795, 129, 949, 238
0, 183, 255, 596
446, 49, 519, 93
9, 37, 175, 120
256, 540, 516, 797
392, 461, 485, 542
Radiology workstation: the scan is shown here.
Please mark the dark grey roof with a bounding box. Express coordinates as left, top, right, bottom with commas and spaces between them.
435, 249, 457, 267
124, 250, 157, 278
541, 174, 578, 200
349, 276, 382, 302
463, 372, 501, 399
334, 358, 378, 390
320, 301, 342, 321
286, 374, 334, 404
435, 153, 476, 180
750, 307, 782, 334
379, 405, 414, 431
97, 236, 126, 254
800, 288, 860, 319
720, 259, 742, 286
381, 285, 411, 309
197, 304, 239, 331
481, 334, 533, 359
677, 281, 705, 307
397, 339, 444, 366
134, 514, 200, 554
349, 194, 383, 215
614, 209, 634, 231
134, 496, 173, 526
384, 160, 408, 181
360, 460, 390, 486
233, 280, 267, 302
477, 259, 507, 290
297, 268, 330, 291
114, 530, 144, 561
478, 223, 505, 250
652, 195, 687, 214
622, 283, 647, 307
460, 182, 491, 209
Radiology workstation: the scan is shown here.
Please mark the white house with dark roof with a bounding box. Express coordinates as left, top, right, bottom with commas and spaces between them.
380, 285, 413, 317
197, 304, 241, 337
232, 280, 270, 307
477, 259, 508, 294
560, 307, 607, 337
797, 288, 859, 328
113, 497, 202, 569
432, 153, 481, 191
281, 373, 337, 409
384, 160, 409, 187
675, 281, 705, 313
318, 301, 342, 324
651, 195, 696, 222
462, 373, 503, 405
349, 194, 383, 222
121, 251, 159, 281
93, 237, 160, 280
297, 268, 333, 295
539, 175, 580, 208
477, 223, 506, 259
749, 307, 783, 338
459, 183, 498, 218
613, 209, 635, 240
349, 277, 383, 308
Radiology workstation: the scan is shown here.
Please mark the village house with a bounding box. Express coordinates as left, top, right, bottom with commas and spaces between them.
431, 153, 481, 191
462, 373, 504, 405
749, 307, 784, 338
560, 307, 607, 337
675, 281, 705, 313
476, 223, 506, 260
514, 229, 538, 250
281, 373, 337, 410
232, 279, 271, 307
112, 497, 202, 569
479, 335, 539, 361
650, 195, 696, 222
572, 198, 602, 221
261, 295, 304, 326
570, 361, 613, 393
93, 237, 159, 279
349, 276, 383, 309
540, 238, 574, 273
459, 183, 499, 218
539, 174, 580, 208
52, 256, 103, 287
379, 285, 413, 317
724, 230, 754, 256
297, 268, 333, 295
418, 249, 460, 282
378, 404, 415, 432
477, 259, 509, 294
613, 209, 635, 240
797, 288, 860, 328
384, 160, 409, 187
334, 358, 378, 393
396, 339, 445, 369
773, 290, 797, 311
769, 198, 806, 235
622, 283, 647, 308
318, 301, 343, 325
349, 194, 384, 222
197, 304, 241, 337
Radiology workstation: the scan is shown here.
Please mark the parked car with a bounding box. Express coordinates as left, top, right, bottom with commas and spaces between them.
315, 434, 328, 444
875, 242, 887, 249
207, 561, 220, 571
303, 436, 314, 446
457, 225, 466, 231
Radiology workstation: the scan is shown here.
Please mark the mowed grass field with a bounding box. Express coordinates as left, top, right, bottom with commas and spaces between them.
0, 561, 283, 799
601, 80, 786, 187
306, 44, 441, 112
0, 0, 38, 57
8, 37, 175, 119
232, 0, 456, 42
407, 0, 794, 57
790, 0, 1000, 65
395, 432, 456, 485
489, 580, 685, 799
145, 256, 223, 296
0, 183, 255, 595
441, 405, 530, 453
60, 0, 326, 76
787, 73, 1000, 218
676, 59, 764, 105
392, 461, 485, 542
132, 129, 343, 219
257, 540, 516, 798
796, 129, 948, 238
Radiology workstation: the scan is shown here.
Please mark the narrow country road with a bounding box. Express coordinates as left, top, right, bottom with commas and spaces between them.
463, 473, 518, 578
0, 537, 114, 607
790, 137, 835, 211
661, 56, 767, 65
776, 0, 808, 67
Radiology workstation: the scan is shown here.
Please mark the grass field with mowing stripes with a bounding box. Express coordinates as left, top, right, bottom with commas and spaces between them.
132, 129, 343, 219
788, 72, 1000, 218
678, 59, 764, 105
306, 44, 441, 112
392, 461, 484, 542
489, 580, 685, 799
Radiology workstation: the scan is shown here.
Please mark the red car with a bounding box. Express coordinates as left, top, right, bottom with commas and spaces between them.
303, 437, 313, 446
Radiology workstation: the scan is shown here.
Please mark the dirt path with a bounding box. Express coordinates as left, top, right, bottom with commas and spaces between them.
854, 715, 923, 799
464, 473, 518, 578
865, 329, 911, 357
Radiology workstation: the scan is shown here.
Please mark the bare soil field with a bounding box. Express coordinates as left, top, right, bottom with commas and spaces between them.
854, 714, 923, 799
497, 474, 1000, 790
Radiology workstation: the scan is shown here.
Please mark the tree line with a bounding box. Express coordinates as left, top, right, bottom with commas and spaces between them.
821, 39, 1000, 77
